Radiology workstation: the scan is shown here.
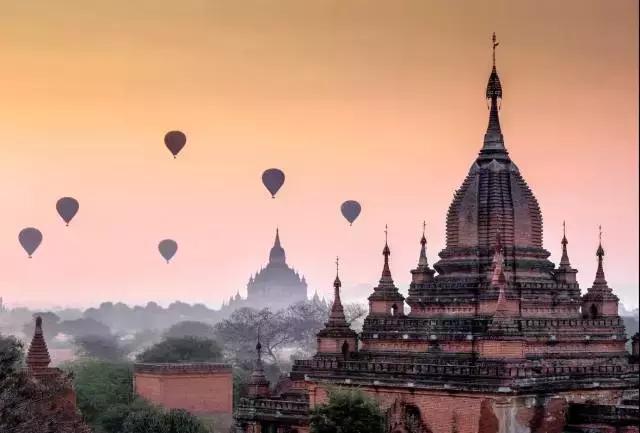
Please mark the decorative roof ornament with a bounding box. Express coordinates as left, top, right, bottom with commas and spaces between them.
26, 316, 51, 371
559, 221, 573, 270
418, 221, 429, 268
379, 225, 394, 286
482, 32, 507, 155
593, 225, 608, 288
328, 257, 348, 326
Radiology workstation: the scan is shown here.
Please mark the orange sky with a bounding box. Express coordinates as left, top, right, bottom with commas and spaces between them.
0, 0, 638, 309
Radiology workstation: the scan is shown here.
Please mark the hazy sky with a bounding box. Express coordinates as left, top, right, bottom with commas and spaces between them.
0, 0, 637, 309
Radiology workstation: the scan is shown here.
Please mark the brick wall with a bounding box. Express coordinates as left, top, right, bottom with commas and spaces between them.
134, 363, 232, 416
306, 383, 625, 433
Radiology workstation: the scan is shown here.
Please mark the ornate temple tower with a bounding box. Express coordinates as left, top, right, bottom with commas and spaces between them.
367, 227, 406, 317
316, 259, 358, 355
26, 316, 53, 377
582, 227, 619, 318
235, 34, 638, 433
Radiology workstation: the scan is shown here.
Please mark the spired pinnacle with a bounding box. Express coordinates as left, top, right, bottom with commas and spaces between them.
418, 221, 429, 267
328, 257, 347, 326
559, 221, 573, 270
269, 228, 286, 265
482, 32, 507, 156
380, 225, 394, 286
248, 336, 270, 398
593, 225, 608, 288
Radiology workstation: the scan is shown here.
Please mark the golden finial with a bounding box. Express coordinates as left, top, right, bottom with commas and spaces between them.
492, 32, 499, 67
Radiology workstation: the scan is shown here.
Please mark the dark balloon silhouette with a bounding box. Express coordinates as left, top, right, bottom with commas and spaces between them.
19, 227, 43, 258
158, 239, 178, 263
261, 168, 285, 198
341, 200, 362, 226
56, 197, 79, 226
164, 131, 186, 158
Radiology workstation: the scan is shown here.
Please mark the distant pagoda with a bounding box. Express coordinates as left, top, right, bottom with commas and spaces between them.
224, 229, 309, 312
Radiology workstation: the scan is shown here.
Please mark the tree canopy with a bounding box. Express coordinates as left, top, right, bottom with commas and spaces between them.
164, 321, 215, 340
310, 388, 384, 433
74, 334, 128, 361
136, 337, 223, 363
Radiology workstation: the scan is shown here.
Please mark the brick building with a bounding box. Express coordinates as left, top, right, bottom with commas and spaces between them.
233, 35, 640, 433
134, 362, 234, 429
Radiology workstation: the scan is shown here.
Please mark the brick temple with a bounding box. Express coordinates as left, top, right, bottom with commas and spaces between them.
233, 35, 639, 433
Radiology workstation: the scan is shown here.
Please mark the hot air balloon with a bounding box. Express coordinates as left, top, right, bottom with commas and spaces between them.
158, 239, 178, 263
164, 131, 186, 158
19, 228, 43, 258
261, 168, 285, 198
56, 197, 79, 226
340, 200, 361, 226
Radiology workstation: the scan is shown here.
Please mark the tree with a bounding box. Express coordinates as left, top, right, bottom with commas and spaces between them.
116, 405, 209, 433
165, 321, 215, 340
59, 317, 111, 338
64, 359, 134, 426
310, 388, 384, 433
164, 409, 209, 433
137, 337, 223, 363
215, 308, 292, 366
122, 408, 170, 433
74, 334, 127, 361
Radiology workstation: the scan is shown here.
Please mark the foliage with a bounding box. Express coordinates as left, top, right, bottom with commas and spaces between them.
165, 320, 215, 340
59, 317, 111, 338
83, 301, 220, 334
102, 402, 209, 433
136, 337, 223, 363
310, 388, 384, 433
64, 359, 134, 426
163, 409, 210, 433
74, 334, 128, 361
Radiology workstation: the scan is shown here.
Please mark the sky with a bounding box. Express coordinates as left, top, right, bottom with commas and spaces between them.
0, 0, 637, 310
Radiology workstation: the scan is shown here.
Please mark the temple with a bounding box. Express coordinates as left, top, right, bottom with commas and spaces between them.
224, 229, 309, 312
233, 35, 639, 433
24, 316, 90, 432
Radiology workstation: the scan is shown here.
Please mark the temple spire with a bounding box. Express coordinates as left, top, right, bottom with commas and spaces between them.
418, 221, 429, 267
380, 225, 394, 286
593, 225, 608, 288
26, 316, 51, 372
328, 257, 348, 325
268, 227, 286, 265
558, 220, 573, 270
482, 32, 507, 155
248, 336, 270, 398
